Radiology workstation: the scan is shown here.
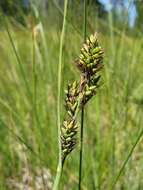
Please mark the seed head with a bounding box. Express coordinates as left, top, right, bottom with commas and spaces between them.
60, 33, 104, 165
77, 33, 104, 77
77, 33, 104, 105
61, 81, 80, 164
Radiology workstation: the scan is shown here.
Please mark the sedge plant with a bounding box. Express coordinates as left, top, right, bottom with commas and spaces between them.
49, 2, 104, 190
60, 33, 104, 188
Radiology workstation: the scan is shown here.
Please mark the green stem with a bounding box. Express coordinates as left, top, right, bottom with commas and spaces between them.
79, 107, 84, 190
78, 1, 87, 189
53, 1, 68, 190
32, 30, 37, 139
4, 16, 32, 99
32, 32, 37, 114
111, 128, 143, 190
83, 0, 87, 41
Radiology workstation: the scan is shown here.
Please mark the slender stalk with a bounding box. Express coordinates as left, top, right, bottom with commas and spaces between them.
53, 1, 68, 189
79, 107, 84, 190
4, 16, 42, 132
32, 28, 43, 161
32, 29, 37, 114
3, 16, 32, 99
111, 128, 143, 190
52, 0, 81, 37
79, 1, 87, 189
108, 13, 116, 175
83, 0, 87, 41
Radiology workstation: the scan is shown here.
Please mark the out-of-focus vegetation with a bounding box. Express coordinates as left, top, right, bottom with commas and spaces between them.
0, 0, 143, 189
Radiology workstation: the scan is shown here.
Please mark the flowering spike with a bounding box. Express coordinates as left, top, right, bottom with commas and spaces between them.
61, 33, 104, 165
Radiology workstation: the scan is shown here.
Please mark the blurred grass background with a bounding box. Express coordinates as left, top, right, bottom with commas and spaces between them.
0, 0, 143, 189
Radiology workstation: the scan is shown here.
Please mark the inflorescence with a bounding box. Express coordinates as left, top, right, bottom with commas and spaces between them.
61, 33, 104, 164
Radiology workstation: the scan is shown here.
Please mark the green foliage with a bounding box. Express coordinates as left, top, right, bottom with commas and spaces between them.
135, 1, 143, 31
0, 2, 143, 189
0, 0, 30, 25
0, 0, 23, 15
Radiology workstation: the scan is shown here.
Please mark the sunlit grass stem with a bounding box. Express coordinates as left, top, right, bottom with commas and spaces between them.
111, 128, 143, 190
79, 1, 87, 189
53, 1, 68, 189
3, 16, 32, 99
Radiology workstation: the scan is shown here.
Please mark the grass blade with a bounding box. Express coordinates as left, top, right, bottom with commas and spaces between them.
111, 128, 143, 190
3, 16, 32, 99
53, 0, 68, 189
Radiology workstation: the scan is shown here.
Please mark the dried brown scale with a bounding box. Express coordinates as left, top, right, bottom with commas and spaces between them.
61, 33, 104, 164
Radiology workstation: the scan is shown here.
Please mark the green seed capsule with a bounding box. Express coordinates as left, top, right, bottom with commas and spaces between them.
86, 38, 90, 45
87, 62, 95, 68
79, 60, 86, 66
66, 137, 72, 142
81, 49, 89, 58
63, 133, 69, 138
64, 144, 71, 148
68, 111, 73, 117
73, 124, 78, 130
64, 89, 68, 94
89, 34, 95, 43
83, 44, 89, 52
85, 90, 92, 96
62, 128, 67, 134
63, 149, 68, 153
67, 101, 72, 108
63, 121, 68, 127
68, 121, 75, 129
73, 81, 77, 89
72, 89, 76, 96
79, 54, 84, 61
86, 57, 90, 64
71, 102, 78, 112
68, 132, 75, 137
93, 53, 100, 59
92, 68, 97, 73
92, 47, 101, 54
89, 86, 96, 90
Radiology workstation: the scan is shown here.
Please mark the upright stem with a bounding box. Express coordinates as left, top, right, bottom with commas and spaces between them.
32, 30, 37, 122
78, 1, 87, 189
53, 1, 68, 190
79, 107, 84, 190
111, 128, 143, 190
4, 16, 32, 99
83, 0, 87, 41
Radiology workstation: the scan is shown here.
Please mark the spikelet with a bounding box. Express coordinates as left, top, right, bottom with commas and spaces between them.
61, 33, 104, 164
77, 33, 103, 75
61, 81, 80, 164
77, 33, 104, 105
